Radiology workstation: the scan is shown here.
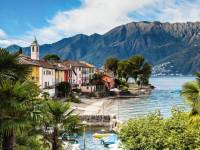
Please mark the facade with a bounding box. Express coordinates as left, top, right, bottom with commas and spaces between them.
62, 60, 95, 88
19, 54, 40, 85
54, 63, 65, 85
31, 66, 40, 85
101, 75, 115, 89
81, 85, 96, 93
80, 61, 95, 80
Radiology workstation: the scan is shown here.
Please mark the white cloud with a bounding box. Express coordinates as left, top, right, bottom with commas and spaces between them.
2, 0, 200, 48
25, 0, 158, 44
0, 28, 7, 38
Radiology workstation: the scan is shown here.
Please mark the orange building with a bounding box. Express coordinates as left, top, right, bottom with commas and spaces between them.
101, 75, 115, 89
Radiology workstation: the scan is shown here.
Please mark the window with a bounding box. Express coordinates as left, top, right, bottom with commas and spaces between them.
43, 71, 45, 75
86, 86, 89, 90
32, 47, 34, 52
44, 82, 48, 88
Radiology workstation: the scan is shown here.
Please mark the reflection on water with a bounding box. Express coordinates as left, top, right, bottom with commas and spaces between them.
79, 76, 195, 149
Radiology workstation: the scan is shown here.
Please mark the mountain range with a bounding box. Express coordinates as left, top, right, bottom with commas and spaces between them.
6, 21, 200, 75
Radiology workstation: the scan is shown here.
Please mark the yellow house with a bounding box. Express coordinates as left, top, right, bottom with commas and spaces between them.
19, 54, 40, 85
30, 66, 40, 85
54, 63, 66, 85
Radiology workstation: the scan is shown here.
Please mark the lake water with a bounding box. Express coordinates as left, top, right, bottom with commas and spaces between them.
78, 76, 195, 150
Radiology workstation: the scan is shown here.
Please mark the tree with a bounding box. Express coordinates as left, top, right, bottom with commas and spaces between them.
90, 73, 104, 83
0, 80, 40, 150
139, 63, 152, 85
0, 48, 31, 82
128, 55, 145, 82
129, 55, 152, 85
41, 100, 82, 150
104, 57, 119, 76
44, 54, 60, 62
181, 72, 200, 118
117, 60, 132, 82
119, 108, 200, 150
56, 82, 71, 98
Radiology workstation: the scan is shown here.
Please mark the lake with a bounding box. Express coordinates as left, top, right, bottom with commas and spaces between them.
78, 76, 195, 150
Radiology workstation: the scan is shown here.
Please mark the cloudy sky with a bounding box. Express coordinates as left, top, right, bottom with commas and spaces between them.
0, 0, 200, 47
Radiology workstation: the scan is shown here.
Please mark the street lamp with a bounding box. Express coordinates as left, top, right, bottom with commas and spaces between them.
82, 120, 87, 150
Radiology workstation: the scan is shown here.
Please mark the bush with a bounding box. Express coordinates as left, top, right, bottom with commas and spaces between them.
115, 79, 129, 90
56, 82, 71, 97
67, 93, 81, 103
119, 108, 200, 150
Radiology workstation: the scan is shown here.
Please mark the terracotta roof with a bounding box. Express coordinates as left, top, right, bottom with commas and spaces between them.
52, 63, 71, 71
62, 60, 94, 68
79, 61, 95, 68
19, 54, 55, 69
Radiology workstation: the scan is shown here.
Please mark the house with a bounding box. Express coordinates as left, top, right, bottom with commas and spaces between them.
79, 61, 95, 80
53, 63, 66, 85
62, 60, 95, 88
101, 74, 115, 90
19, 38, 56, 97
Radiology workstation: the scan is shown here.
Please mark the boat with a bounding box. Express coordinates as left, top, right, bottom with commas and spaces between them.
93, 133, 113, 139
93, 129, 115, 139
101, 134, 118, 147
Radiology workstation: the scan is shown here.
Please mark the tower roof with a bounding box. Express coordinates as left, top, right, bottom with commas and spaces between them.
31, 36, 38, 45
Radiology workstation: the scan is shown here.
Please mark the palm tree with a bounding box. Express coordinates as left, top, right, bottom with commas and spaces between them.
0, 80, 40, 150
0, 48, 31, 82
41, 100, 82, 150
181, 73, 200, 118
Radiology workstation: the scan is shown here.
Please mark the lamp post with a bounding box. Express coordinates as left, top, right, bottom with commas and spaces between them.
82, 121, 87, 150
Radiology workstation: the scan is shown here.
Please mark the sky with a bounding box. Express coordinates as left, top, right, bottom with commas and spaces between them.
1, 0, 200, 47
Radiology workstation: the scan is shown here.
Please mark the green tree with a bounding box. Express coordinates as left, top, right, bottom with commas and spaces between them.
119, 108, 200, 150
44, 54, 60, 62
129, 55, 151, 85
139, 63, 152, 85
117, 60, 132, 82
0, 80, 40, 150
129, 55, 145, 82
104, 57, 119, 76
181, 72, 200, 119
41, 100, 82, 150
90, 73, 104, 83
0, 48, 31, 82
56, 82, 71, 98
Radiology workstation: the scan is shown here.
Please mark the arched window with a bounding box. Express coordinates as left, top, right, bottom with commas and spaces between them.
32, 47, 34, 52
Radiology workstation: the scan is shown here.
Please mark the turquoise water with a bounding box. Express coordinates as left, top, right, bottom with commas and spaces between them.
78, 76, 195, 149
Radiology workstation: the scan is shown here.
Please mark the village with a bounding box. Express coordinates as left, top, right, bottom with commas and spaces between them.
19, 37, 117, 98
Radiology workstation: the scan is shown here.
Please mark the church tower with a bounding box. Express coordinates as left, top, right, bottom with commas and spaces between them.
31, 37, 39, 60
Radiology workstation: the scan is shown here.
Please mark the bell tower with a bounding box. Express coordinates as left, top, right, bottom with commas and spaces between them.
31, 37, 39, 60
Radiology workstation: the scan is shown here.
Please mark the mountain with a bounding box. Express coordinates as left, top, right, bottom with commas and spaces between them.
6, 21, 200, 75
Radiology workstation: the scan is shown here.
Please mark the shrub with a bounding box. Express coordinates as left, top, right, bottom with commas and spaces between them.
119, 108, 200, 150
67, 93, 81, 103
